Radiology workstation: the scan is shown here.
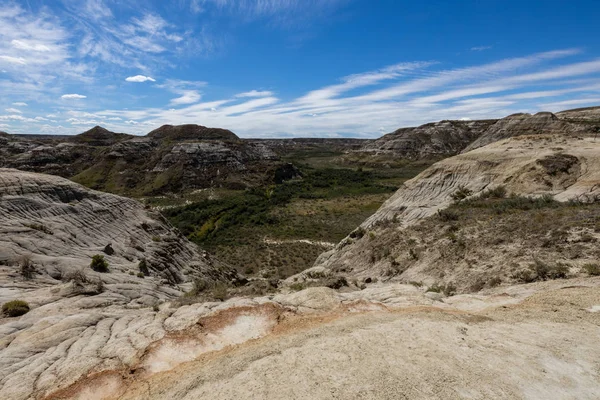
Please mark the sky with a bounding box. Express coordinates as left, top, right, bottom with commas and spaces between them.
1, 0, 600, 138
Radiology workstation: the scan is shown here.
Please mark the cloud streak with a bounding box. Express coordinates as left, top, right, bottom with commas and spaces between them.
126, 75, 156, 82
61, 94, 87, 99
83, 48, 599, 138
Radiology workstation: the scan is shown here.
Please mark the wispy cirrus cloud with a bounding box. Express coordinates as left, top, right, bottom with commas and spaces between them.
236, 90, 274, 98
471, 45, 492, 51
85, 48, 600, 138
190, 0, 346, 22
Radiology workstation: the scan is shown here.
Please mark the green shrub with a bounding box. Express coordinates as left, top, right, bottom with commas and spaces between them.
426, 283, 456, 296
19, 255, 35, 280
138, 259, 149, 276
583, 263, 600, 276
515, 260, 570, 283
137, 272, 145, 278
450, 186, 473, 202
478, 186, 507, 200
487, 277, 502, 288
349, 227, 366, 239
192, 278, 209, 294
90, 254, 109, 273
210, 284, 229, 301
2, 300, 30, 317
437, 209, 459, 222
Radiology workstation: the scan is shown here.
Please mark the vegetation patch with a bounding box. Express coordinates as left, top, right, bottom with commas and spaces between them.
163, 156, 432, 279
2, 300, 30, 317
90, 255, 110, 273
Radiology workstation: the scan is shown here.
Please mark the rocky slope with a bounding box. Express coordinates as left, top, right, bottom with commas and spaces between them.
462, 111, 588, 152
0, 168, 235, 290
0, 168, 243, 399
0, 125, 281, 196
297, 133, 600, 291
357, 108, 600, 159
358, 119, 496, 158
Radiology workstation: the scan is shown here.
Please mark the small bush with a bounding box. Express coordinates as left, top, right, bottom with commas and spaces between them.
18, 255, 36, 280
24, 223, 53, 235
90, 255, 109, 273
437, 209, 459, 222
583, 263, 600, 276
2, 300, 30, 317
349, 227, 366, 239
137, 272, 145, 278
210, 283, 228, 301
192, 278, 209, 295
138, 259, 150, 276
547, 263, 569, 280
427, 283, 456, 296
478, 186, 507, 200
487, 277, 502, 288
95, 279, 105, 293
151, 236, 162, 242
66, 269, 89, 285
450, 186, 473, 202
515, 260, 570, 283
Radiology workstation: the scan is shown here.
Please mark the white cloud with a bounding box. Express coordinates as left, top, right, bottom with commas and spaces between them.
126, 75, 156, 82
61, 94, 87, 99
11, 39, 51, 52
4, 108, 22, 113
236, 90, 274, 98
12, 102, 27, 106
471, 46, 492, 52
170, 90, 202, 105
0, 55, 26, 65
5, 46, 600, 137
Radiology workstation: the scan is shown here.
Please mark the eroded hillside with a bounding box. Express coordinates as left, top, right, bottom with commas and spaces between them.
293, 134, 600, 294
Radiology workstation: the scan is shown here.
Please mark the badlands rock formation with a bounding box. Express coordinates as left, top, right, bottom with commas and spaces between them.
300, 133, 600, 291
357, 107, 600, 159
0, 125, 280, 196
358, 119, 496, 159
0, 168, 235, 294
0, 168, 243, 399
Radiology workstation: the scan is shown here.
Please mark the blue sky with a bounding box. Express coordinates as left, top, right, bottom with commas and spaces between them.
1, 0, 600, 137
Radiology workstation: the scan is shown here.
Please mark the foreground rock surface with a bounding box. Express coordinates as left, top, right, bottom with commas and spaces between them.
1, 278, 597, 400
